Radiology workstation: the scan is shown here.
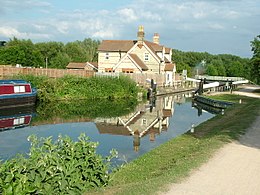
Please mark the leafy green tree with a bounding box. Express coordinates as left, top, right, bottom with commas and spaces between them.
217, 64, 226, 76
50, 52, 71, 69
81, 38, 100, 62
35, 41, 65, 67
250, 35, 260, 84
228, 61, 244, 77
65, 42, 86, 62
206, 64, 218, 76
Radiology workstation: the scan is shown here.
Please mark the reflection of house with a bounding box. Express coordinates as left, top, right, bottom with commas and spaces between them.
96, 26, 176, 86
94, 95, 174, 151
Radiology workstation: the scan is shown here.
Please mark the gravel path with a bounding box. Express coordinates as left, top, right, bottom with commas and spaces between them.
160, 85, 260, 195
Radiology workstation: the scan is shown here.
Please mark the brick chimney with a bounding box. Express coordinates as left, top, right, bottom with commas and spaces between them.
137, 25, 145, 45
153, 33, 159, 44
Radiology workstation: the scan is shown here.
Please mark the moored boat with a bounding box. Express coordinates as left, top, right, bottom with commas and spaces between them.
0, 80, 37, 109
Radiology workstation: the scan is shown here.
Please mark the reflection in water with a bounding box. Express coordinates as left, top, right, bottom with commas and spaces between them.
192, 100, 223, 115
0, 106, 35, 131
94, 93, 195, 152
0, 92, 214, 163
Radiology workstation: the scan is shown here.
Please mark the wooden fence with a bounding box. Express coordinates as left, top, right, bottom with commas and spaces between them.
0, 67, 94, 78
0, 66, 183, 87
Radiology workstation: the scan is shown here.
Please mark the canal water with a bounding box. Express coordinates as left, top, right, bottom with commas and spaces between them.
0, 92, 215, 164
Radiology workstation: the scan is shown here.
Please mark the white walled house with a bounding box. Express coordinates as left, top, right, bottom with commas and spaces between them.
91, 26, 176, 86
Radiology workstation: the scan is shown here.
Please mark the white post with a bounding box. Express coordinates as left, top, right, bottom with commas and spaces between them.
190, 124, 195, 133
45, 57, 48, 76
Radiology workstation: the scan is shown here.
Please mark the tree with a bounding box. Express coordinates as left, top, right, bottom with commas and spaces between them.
206, 64, 218, 76
35, 41, 65, 67
0, 38, 41, 66
51, 52, 71, 69
250, 35, 260, 84
228, 61, 244, 77
65, 42, 85, 62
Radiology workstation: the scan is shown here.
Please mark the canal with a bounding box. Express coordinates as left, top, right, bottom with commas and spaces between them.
0, 92, 215, 164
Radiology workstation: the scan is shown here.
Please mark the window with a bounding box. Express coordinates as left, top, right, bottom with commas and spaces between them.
105, 68, 114, 72
105, 53, 109, 60
14, 85, 25, 93
14, 117, 25, 125
144, 53, 149, 61
122, 68, 134, 73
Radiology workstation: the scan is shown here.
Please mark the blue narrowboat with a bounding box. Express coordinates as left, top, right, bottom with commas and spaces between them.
0, 80, 37, 109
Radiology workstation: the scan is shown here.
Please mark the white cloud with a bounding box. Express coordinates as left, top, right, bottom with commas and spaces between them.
92, 30, 115, 39
0, 26, 51, 39
117, 8, 138, 23
56, 21, 69, 34
209, 23, 225, 30
1, 0, 51, 12
224, 10, 241, 19
32, 24, 47, 31
0, 26, 21, 38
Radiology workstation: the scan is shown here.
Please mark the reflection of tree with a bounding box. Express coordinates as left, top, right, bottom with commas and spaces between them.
33, 99, 137, 125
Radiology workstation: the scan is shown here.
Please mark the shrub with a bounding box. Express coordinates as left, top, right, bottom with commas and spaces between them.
15, 74, 139, 102
0, 134, 117, 194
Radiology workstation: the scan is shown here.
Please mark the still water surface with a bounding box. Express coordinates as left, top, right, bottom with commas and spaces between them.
0, 93, 214, 163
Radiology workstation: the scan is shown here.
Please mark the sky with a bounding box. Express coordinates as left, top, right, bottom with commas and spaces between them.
0, 0, 259, 58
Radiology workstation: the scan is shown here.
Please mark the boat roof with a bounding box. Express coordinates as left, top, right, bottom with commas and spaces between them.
0, 80, 29, 85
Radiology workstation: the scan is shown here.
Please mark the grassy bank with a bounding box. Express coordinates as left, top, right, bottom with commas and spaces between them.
87, 94, 260, 195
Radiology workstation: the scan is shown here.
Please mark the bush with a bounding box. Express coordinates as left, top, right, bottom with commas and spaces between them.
0, 134, 117, 194
15, 74, 139, 102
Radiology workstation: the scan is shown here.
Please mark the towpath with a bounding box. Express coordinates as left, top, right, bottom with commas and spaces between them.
160, 85, 260, 195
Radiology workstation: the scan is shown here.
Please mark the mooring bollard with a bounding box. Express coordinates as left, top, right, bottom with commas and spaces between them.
190, 124, 195, 133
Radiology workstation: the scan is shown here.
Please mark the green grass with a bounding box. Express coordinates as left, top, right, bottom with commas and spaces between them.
84, 95, 260, 195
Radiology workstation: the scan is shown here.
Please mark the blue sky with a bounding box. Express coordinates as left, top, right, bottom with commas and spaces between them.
0, 0, 259, 57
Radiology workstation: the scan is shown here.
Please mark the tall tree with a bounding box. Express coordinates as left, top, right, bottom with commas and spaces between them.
250, 35, 260, 84
206, 64, 218, 76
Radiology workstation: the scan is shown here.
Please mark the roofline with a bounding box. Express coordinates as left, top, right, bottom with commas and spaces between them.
86, 62, 98, 70
113, 53, 143, 72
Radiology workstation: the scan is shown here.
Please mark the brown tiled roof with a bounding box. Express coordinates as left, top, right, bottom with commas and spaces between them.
144, 41, 163, 61
144, 41, 163, 52
129, 54, 149, 71
165, 47, 171, 54
87, 62, 98, 69
98, 40, 136, 52
164, 63, 175, 71
66, 62, 86, 69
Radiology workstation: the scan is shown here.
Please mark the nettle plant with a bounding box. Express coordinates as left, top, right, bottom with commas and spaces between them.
0, 134, 118, 195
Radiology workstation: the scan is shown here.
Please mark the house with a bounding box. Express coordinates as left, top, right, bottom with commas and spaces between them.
66, 62, 98, 71
92, 26, 176, 86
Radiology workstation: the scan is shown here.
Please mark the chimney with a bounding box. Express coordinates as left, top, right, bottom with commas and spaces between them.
153, 33, 160, 44
137, 25, 145, 45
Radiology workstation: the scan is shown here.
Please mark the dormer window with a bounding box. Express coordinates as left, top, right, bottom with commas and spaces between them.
105, 53, 109, 60
144, 53, 149, 61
